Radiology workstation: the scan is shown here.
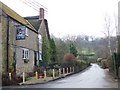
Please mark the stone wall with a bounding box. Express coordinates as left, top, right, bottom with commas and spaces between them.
1, 11, 38, 74
1, 13, 7, 73
16, 48, 35, 75
0, 9, 2, 73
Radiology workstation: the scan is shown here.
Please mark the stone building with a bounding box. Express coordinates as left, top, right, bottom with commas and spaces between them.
0, 1, 42, 75
24, 8, 51, 66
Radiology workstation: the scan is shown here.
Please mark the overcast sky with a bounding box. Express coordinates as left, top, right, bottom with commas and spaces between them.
1, 0, 119, 38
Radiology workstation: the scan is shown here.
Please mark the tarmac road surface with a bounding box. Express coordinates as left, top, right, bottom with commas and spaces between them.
19, 63, 118, 88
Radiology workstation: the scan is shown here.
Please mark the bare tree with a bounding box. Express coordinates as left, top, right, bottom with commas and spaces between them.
114, 14, 118, 53
103, 14, 114, 56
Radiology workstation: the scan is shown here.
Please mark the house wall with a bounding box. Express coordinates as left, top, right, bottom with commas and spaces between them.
15, 29, 38, 50
39, 20, 51, 64
15, 29, 38, 75
1, 10, 38, 75
16, 48, 35, 75
0, 9, 2, 73
39, 20, 48, 37
1, 12, 7, 73
15, 26, 38, 75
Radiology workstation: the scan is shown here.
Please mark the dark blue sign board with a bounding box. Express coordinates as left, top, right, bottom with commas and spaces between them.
16, 26, 26, 40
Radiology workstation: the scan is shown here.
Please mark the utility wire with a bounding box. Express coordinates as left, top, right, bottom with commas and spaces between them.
26, 0, 48, 13
19, 0, 39, 12
29, 0, 48, 11
19, 0, 48, 14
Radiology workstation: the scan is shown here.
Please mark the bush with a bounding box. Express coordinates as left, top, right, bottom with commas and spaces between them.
34, 66, 44, 74
26, 72, 35, 77
101, 59, 109, 69
46, 69, 59, 77
47, 64, 60, 70
61, 53, 76, 68
73, 60, 90, 72
64, 53, 76, 62
46, 69, 53, 77
2, 73, 22, 86
53, 64, 60, 70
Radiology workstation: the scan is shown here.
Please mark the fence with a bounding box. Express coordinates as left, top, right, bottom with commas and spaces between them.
11, 67, 75, 84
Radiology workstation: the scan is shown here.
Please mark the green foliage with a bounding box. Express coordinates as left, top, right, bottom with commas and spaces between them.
69, 43, 77, 57
49, 38, 57, 64
54, 38, 69, 64
42, 37, 58, 67
74, 60, 90, 72
42, 36, 50, 67
46, 69, 59, 77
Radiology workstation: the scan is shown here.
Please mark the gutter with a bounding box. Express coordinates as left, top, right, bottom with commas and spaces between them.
6, 16, 9, 72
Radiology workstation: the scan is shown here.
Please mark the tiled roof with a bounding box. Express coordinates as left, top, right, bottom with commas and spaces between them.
25, 18, 42, 31
0, 1, 36, 32
25, 16, 50, 39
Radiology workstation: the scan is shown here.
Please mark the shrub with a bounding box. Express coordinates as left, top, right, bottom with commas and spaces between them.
34, 66, 44, 74
64, 53, 76, 62
46, 69, 53, 77
73, 60, 90, 72
46, 69, 59, 77
61, 53, 76, 68
2, 73, 22, 86
26, 72, 35, 77
101, 59, 109, 69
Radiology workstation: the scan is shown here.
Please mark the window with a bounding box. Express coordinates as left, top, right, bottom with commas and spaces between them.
38, 34, 42, 44
35, 51, 42, 66
36, 51, 42, 61
39, 51, 42, 60
25, 27, 29, 36
22, 48, 29, 59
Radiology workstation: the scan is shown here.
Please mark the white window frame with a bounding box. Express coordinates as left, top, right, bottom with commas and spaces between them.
39, 51, 42, 60
38, 34, 42, 44
25, 27, 29, 36
36, 51, 42, 61
23, 48, 29, 59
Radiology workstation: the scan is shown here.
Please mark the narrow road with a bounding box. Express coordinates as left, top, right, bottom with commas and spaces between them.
20, 63, 118, 88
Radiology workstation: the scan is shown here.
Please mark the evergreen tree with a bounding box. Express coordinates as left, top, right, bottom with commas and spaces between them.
69, 43, 78, 57
41, 36, 50, 67
55, 38, 69, 64
49, 39, 57, 64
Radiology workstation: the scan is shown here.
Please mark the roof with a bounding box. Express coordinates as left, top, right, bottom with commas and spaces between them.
0, 1, 36, 32
25, 16, 50, 39
44, 19, 50, 39
25, 16, 42, 30
24, 16, 39, 20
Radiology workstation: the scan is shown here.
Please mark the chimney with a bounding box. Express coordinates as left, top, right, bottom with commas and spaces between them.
39, 8, 44, 19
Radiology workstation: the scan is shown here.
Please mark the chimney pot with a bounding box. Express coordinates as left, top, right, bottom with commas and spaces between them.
39, 8, 44, 19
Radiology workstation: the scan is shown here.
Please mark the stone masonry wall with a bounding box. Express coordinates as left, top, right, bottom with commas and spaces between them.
1, 11, 38, 75
1, 13, 7, 73
0, 9, 2, 73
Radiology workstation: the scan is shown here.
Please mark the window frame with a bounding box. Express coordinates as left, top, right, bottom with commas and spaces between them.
38, 34, 42, 44
22, 48, 29, 59
25, 27, 29, 36
39, 51, 42, 60
36, 51, 42, 61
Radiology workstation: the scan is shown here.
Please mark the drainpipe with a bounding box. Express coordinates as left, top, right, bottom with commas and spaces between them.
6, 17, 10, 72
